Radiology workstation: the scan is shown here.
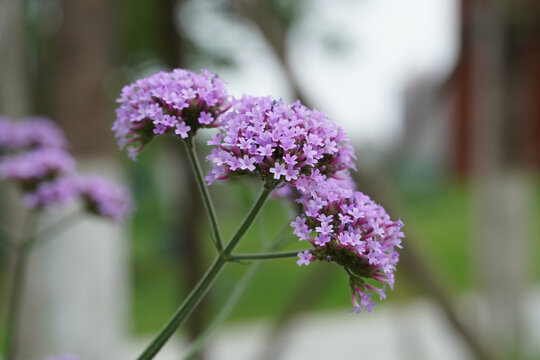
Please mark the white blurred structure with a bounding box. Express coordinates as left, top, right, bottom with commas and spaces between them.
18, 159, 131, 360
123, 289, 540, 360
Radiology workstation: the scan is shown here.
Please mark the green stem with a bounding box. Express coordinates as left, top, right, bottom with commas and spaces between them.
230, 250, 301, 261
183, 138, 223, 252
181, 224, 296, 359
136, 185, 272, 360
3, 211, 37, 360
182, 261, 262, 360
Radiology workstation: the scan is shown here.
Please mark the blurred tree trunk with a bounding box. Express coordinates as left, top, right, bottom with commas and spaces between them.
50, 0, 115, 156
0, 0, 30, 231
0, 0, 30, 117
471, 1, 534, 358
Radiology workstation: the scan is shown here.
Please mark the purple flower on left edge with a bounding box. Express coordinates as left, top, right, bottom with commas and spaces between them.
24, 176, 80, 209
0, 116, 67, 154
113, 68, 230, 160
0, 148, 76, 190
0, 115, 134, 223
25, 176, 133, 223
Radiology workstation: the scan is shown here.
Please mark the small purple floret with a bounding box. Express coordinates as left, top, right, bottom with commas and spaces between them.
296, 250, 313, 266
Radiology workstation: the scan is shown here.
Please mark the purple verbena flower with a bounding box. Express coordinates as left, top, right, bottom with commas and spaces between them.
78, 176, 133, 222
16, 117, 68, 150
296, 250, 314, 266
292, 178, 404, 313
205, 96, 356, 186
0, 116, 67, 154
24, 176, 80, 209
24, 175, 133, 222
0, 148, 76, 190
113, 69, 229, 160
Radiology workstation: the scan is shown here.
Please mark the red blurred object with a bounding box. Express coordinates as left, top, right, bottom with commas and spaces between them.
446, 0, 540, 175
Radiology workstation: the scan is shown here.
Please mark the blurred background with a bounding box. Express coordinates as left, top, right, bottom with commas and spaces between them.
1, 0, 540, 359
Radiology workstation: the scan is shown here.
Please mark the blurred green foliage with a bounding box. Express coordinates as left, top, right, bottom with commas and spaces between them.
129, 146, 540, 334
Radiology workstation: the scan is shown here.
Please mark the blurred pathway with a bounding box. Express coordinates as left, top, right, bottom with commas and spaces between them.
122, 288, 540, 360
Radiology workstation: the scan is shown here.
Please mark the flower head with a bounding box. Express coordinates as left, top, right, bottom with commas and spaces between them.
15, 117, 68, 150
78, 176, 133, 222
0, 116, 67, 154
0, 148, 76, 190
292, 179, 404, 313
24, 175, 133, 222
24, 176, 80, 209
113, 69, 229, 160
205, 96, 356, 186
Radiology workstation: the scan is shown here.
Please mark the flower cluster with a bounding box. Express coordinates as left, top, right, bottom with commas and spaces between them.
291, 179, 404, 313
112, 67, 403, 313
78, 176, 133, 222
24, 176, 133, 223
0, 148, 76, 190
113, 69, 229, 160
0, 117, 133, 222
24, 176, 79, 209
0, 116, 67, 154
205, 96, 356, 186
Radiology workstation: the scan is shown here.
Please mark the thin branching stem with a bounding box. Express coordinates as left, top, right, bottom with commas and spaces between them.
136, 185, 272, 360
184, 138, 224, 252
181, 223, 296, 359
182, 261, 262, 360
230, 250, 301, 261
